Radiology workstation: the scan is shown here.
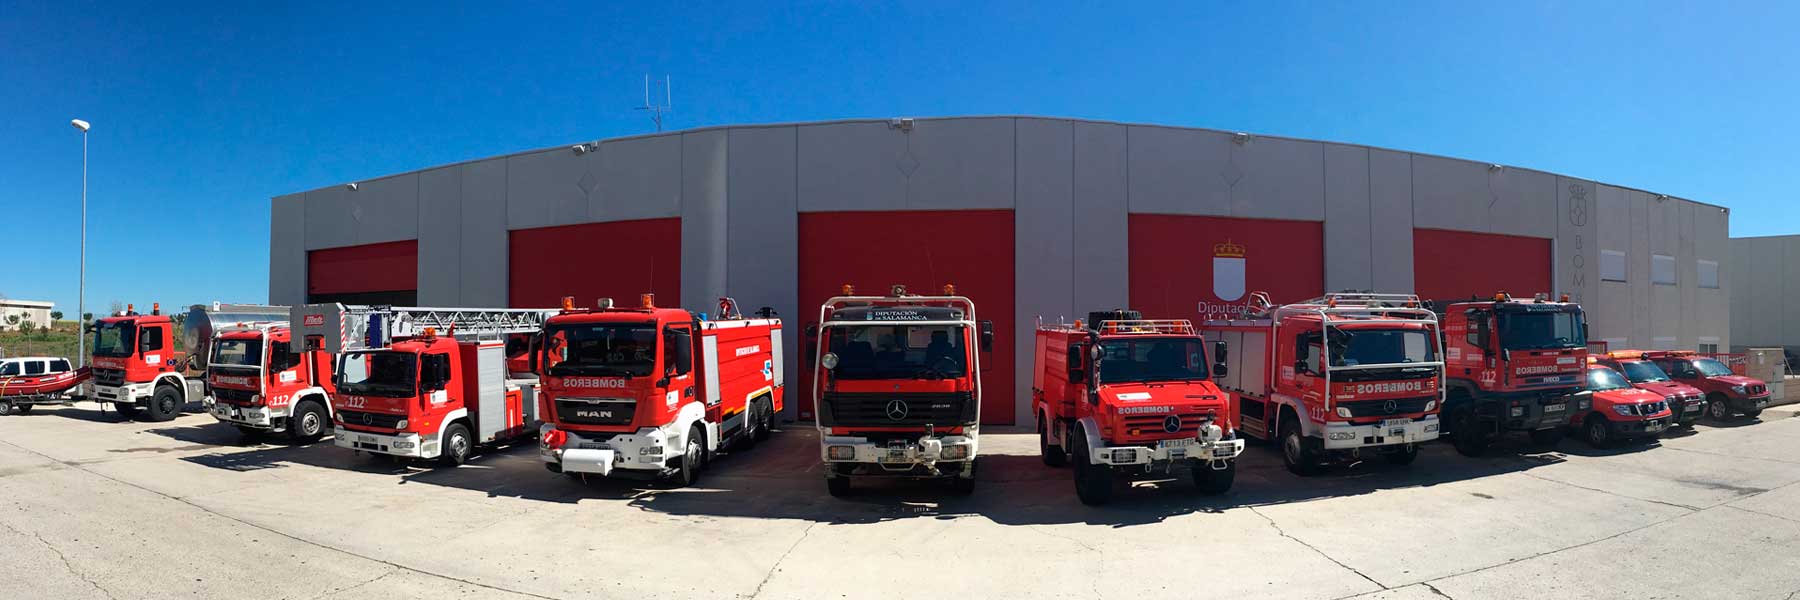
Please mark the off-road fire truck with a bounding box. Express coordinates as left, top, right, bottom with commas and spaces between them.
1035, 312, 1245, 505
1644, 350, 1770, 420
1571, 361, 1672, 448
88, 303, 207, 421
1436, 292, 1592, 456
1595, 350, 1706, 428
811, 285, 993, 497
1201, 293, 1444, 475
537, 295, 784, 486
201, 321, 338, 442
292, 303, 553, 465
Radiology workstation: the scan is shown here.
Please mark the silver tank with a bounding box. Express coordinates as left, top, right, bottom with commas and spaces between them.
182, 303, 290, 370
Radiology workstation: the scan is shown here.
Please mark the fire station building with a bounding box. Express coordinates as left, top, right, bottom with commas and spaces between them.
268, 116, 1732, 426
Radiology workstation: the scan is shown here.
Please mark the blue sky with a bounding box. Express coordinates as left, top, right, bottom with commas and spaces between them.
3, 1, 1795, 318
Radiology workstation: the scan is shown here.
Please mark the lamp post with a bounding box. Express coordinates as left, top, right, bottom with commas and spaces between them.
71, 118, 89, 366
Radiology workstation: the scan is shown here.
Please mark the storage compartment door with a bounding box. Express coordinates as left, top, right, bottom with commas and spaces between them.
473, 344, 506, 442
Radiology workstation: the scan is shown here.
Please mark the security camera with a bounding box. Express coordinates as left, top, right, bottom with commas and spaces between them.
571, 144, 589, 155
345, 182, 359, 191
888, 118, 914, 132
1232, 132, 1251, 145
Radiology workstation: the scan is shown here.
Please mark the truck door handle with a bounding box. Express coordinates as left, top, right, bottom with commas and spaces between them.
684, 386, 695, 398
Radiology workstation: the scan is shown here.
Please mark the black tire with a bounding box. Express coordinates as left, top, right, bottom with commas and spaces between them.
1072, 435, 1115, 506
1039, 417, 1068, 467
16, 404, 32, 414
740, 401, 763, 450
145, 386, 182, 422
1529, 427, 1564, 447
1452, 410, 1490, 457
950, 460, 976, 495
0, 401, 13, 416
287, 400, 328, 442
113, 402, 139, 420
753, 399, 774, 442
1279, 416, 1323, 476
1193, 460, 1236, 494
438, 422, 473, 466
1583, 416, 1612, 448
1384, 445, 1420, 465
674, 425, 704, 487
826, 473, 852, 497
1706, 394, 1731, 421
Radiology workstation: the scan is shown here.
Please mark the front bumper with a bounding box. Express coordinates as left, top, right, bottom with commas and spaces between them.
542, 425, 679, 478
93, 383, 152, 405
820, 433, 977, 476
1322, 415, 1440, 450
1671, 397, 1705, 423
1733, 394, 1772, 412
334, 427, 434, 458
209, 402, 280, 428
1091, 437, 1245, 466
1607, 415, 1669, 438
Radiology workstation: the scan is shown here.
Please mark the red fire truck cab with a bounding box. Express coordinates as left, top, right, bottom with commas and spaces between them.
811, 285, 993, 497
293, 304, 553, 466
1201, 293, 1444, 475
88, 303, 205, 422
1571, 361, 1672, 447
1644, 350, 1770, 420
1437, 293, 1592, 455
537, 295, 784, 486
1595, 351, 1706, 429
202, 322, 338, 441
1035, 312, 1244, 505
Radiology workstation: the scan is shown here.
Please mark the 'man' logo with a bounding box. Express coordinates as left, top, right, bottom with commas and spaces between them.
1213, 239, 1246, 302
575, 410, 613, 419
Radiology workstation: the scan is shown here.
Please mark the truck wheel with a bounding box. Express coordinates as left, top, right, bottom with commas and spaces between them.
950, 460, 976, 496
112, 403, 139, 420
674, 425, 704, 487
1583, 416, 1611, 448
1039, 418, 1068, 467
1529, 427, 1564, 447
1706, 394, 1731, 421
1280, 417, 1322, 476
439, 423, 473, 466
1193, 460, 1236, 494
288, 400, 327, 443
753, 399, 775, 442
0, 401, 13, 416
145, 386, 183, 422
1451, 411, 1490, 457
1072, 436, 1115, 506
1384, 445, 1420, 465
16, 404, 32, 414
740, 402, 763, 450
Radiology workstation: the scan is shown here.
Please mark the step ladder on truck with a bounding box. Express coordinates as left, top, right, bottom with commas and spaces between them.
292, 303, 554, 466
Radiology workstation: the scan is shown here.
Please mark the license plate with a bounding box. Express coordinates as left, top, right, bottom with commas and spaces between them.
1645, 419, 1665, 431
1687, 404, 1703, 413
884, 448, 908, 461
1543, 403, 1566, 413
578, 442, 608, 451
1159, 438, 1199, 449
357, 435, 377, 443
1755, 399, 1769, 407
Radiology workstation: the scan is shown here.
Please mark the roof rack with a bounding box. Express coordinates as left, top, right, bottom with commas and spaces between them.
1097, 319, 1196, 335
1270, 292, 1437, 326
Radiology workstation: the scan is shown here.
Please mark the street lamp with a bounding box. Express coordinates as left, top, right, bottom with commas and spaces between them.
71, 118, 89, 366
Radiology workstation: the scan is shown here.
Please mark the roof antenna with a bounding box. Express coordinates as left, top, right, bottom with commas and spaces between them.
635, 74, 672, 132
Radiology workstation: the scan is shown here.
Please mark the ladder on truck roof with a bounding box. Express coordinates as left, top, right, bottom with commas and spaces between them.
291, 303, 555, 353
1271, 293, 1436, 326
1097, 319, 1196, 335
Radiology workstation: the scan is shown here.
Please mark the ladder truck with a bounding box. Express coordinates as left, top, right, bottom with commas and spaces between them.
292, 303, 553, 465
1200, 293, 1444, 475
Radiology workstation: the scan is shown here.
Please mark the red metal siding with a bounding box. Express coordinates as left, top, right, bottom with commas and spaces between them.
797, 210, 1017, 425
1412, 229, 1552, 303
307, 241, 418, 296
1129, 215, 1324, 322
508, 218, 682, 309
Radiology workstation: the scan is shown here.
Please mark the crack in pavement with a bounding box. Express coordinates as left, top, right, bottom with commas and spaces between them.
1660, 445, 1800, 467
1721, 505, 1800, 526
307, 569, 398, 600
1420, 581, 1454, 599
0, 438, 562, 600
746, 522, 818, 599
1517, 472, 1703, 511
1248, 506, 1386, 593
1028, 525, 1105, 599
0, 520, 119, 600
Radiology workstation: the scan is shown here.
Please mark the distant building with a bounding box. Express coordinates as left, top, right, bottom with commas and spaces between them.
0, 299, 54, 331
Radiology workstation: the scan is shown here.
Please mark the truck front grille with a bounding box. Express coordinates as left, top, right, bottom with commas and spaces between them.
94, 368, 125, 387
1118, 412, 1214, 441
1340, 397, 1434, 418
213, 387, 257, 405
555, 397, 636, 426
819, 391, 976, 428
337, 410, 405, 430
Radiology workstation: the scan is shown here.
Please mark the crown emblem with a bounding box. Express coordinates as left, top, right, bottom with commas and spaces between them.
1213, 239, 1245, 258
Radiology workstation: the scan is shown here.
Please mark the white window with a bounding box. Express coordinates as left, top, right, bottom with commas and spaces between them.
1698, 336, 1720, 355
1600, 250, 1627, 282
1652, 254, 1677, 285
1698, 260, 1719, 289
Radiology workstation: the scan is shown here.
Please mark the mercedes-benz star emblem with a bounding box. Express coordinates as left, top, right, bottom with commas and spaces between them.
885, 399, 910, 421
1163, 415, 1182, 434
361, 413, 373, 425
1383, 400, 1397, 414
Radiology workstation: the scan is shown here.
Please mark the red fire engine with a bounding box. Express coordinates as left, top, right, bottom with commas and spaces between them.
88, 303, 206, 421
1200, 293, 1444, 475
1437, 292, 1591, 455
811, 285, 993, 497
292, 303, 552, 465
537, 295, 784, 486
1034, 311, 1244, 505
1641, 350, 1770, 420
202, 321, 338, 441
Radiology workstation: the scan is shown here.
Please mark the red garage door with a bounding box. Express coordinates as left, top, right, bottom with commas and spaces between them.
1412, 229, 1551, 304
308, 240, 418, 305
1129, 215, 1324, 323
797, 210, 1016, 425
509, 218, 682, 309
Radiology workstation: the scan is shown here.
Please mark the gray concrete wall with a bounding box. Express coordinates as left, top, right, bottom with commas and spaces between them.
1732, 235, 1800, 350
271, 116, 1734, 420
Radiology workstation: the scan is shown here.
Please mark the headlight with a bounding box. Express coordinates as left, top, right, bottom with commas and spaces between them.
940, 444, 969, 460
640, 446, 663, 456
250, 394, 263, 404
1612, 405, 1635, 417
392, 440, 415, 449
395, 419, 408, 430
1328, 431, 1355, 440
1578, 398, 1591, 410
1109, 449, 1136, 462
1424, 422, 1439, 433
827, 445, 855, 460
1424, 400, 1437, 412
1732, 385, 1747, 394
1509, 406, 1524, 417
1335, 407, 1352, 418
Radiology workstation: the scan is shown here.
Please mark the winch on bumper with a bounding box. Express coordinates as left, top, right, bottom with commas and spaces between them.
542, 424, 680, 479
335, 427, 434, 458
1322, 415, 1440, 450
821, 433, 977, 474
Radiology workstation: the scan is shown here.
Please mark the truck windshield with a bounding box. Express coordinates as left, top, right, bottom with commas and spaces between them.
545, 323, 657, 378
1331, 328, 1436, 366
827, 324, 967, 380
93, 322, 136, 358
1588, 368, 1632, 391
211, 338, 263, 367
1497, 310, 1586, 350
337, 351, 418, 397
1096, 338, 1208, 384
1691, 358, 1735, 377
1618, 361, 1671, 383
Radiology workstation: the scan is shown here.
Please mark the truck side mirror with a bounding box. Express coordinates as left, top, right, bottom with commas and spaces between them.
1213, 340, 1228, 364
1067, 344, 1086, 383
979, 320, 995, 352
805, 324, 819, 338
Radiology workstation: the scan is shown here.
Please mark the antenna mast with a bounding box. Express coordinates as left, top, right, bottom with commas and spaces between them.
636, 74, 672, 132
